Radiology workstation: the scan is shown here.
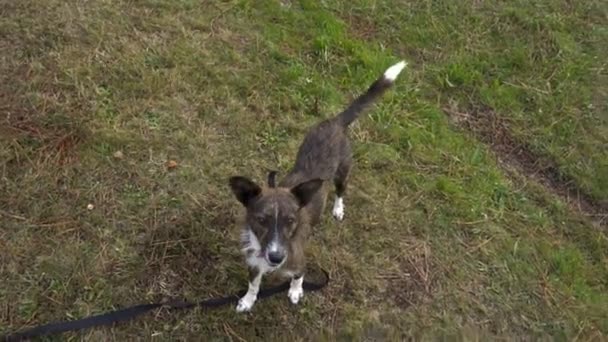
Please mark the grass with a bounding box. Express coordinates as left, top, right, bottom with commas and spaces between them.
1, 0, 607, 340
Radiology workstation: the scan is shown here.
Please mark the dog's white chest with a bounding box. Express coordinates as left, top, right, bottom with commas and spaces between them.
246, 254, 276, 274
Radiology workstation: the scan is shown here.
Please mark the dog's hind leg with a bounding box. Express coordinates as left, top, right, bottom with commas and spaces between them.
332, 155, 352, 221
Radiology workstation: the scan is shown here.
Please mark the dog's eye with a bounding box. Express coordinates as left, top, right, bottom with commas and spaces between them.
256, 216, 267, 225
286, 217, 295, 224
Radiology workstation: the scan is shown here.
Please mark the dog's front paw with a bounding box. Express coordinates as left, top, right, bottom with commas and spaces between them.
332, 197, 345, 221
236, 294, 256, 312
288, 286, 304, 304
288, 276, 304, 304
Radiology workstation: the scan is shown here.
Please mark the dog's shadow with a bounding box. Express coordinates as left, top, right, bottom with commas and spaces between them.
133, 204, 246, 301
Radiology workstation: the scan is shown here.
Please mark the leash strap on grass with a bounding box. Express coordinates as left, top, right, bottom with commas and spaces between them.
2, 269, 329, 342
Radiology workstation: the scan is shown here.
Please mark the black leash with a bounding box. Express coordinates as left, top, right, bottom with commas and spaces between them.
2, 270, 329, 342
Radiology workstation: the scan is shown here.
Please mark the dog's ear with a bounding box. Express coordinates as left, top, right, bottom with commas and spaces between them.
290, 179, 323, 207
229, 176, 262, 207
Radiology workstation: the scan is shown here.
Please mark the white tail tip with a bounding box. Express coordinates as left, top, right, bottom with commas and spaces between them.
383, 60, 407, 82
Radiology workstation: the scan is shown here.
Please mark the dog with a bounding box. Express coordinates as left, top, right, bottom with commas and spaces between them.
229, 60, 407, 312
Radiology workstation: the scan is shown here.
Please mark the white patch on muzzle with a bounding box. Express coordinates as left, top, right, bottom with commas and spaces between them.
241, 227, 282, 274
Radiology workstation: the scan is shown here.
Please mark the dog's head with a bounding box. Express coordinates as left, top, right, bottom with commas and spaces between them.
229, 172, 322, 267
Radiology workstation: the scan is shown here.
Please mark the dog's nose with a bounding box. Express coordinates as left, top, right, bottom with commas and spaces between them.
267, 251, 285, 265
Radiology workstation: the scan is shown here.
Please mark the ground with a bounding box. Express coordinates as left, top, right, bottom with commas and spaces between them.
1, 0, 607, 340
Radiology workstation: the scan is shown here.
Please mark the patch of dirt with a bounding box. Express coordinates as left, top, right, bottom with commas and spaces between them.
385, 242, 436, 309
343, 12, 379, 41
1, 115, 84, 166
0, 59, 85, 167
135, 220, 224, 301
337, 13, 429, 68
443, 103, 607, 228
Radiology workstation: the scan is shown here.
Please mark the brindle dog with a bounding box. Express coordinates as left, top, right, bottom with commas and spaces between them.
229, 61, 407, 312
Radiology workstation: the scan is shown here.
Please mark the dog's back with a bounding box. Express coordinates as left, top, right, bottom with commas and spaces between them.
279, 61, 407, 224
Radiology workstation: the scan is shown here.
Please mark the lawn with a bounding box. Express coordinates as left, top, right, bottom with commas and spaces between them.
1, 0, 607, 340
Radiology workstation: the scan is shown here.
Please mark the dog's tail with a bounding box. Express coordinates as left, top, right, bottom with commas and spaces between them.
336, 60, 407, 128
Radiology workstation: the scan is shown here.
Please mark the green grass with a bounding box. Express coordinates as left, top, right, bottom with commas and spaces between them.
1, 0, 607, 340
